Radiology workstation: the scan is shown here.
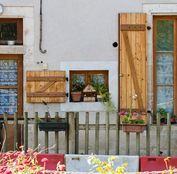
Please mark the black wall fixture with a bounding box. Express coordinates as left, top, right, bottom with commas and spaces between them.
112, 42, 118, 47
147, 26, 151, 30
39, 0, 47, 54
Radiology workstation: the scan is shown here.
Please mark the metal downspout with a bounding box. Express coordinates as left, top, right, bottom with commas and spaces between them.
39, 0, 47, 54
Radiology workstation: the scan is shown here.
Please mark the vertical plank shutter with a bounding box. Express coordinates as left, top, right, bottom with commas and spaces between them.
26, 71, 67, 103
119, 13, 147, 111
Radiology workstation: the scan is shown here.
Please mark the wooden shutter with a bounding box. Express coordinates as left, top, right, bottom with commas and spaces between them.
26, 71, 67, 103
119, 13, 147, 111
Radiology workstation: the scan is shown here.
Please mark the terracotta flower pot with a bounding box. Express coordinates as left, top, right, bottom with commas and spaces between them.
71, 92, 82, 102
122, 124, 146, 133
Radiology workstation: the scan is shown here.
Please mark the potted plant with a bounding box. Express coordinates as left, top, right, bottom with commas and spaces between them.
71, 75, 85, 102
119, 111, 147, 133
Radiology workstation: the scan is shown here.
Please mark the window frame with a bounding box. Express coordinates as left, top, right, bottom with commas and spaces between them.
0, 18, 23, 45
153, 16, 177, 115
0, 54, 23, 117
69, 70, 109, 102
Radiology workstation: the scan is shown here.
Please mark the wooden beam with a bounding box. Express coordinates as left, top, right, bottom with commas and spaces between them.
122, 31, 144, 110
121, 24, 146, 31
26, 76, 65, 81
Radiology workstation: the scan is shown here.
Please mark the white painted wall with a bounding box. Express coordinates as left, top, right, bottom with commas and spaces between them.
0, 0, 143, 114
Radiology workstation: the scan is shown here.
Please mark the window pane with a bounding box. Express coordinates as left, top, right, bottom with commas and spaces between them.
157, 86, 173, 112
0, 89, 17, 115
91, 74, 105, 85
156, 20, 174, 51
156, 53, 173, 85
0, 23, 17, 40
0, 60, 17, 86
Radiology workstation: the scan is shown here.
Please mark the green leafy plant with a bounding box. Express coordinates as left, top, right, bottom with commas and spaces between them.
92, 82, 116, 113
158, 108, 167, 119
71, 74, 85, 92
88, 155, 128, 174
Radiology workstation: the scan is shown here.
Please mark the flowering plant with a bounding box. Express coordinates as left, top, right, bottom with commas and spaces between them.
0, 146, 65, 174
88, 155, 128, 174
119, 94, 146, 125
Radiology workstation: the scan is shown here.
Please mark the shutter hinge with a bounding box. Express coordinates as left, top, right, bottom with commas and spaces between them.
66, 93, 69, 97
66, 77, 69, 81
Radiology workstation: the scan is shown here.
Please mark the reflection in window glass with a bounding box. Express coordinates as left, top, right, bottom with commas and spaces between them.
0, 23, 17, 40
156, 20, 174, 51
91, 74, 105, 85
157, 86, 173, 113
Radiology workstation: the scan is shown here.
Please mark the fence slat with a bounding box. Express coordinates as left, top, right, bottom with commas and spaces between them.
45, 112, 49, 153
146, 112, 150, 156
55, 112, 59, 153
95, 112, 99, 154
105, 112, 109, 155
136, 132, 140, 155
34, 112, 38, 151
85, 112, 89, 154
75, 112, 79, 154
68, 112, 75, 154
115, 113, 120, 155
65, 112, 69, 154
126, 132, 130, 155
13, 113, 18, 151
156, 113, 161, 156
167, 113, 171, 156
24, 112, 28, 152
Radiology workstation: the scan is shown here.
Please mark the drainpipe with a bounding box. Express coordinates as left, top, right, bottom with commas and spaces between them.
39, 0, 47, 54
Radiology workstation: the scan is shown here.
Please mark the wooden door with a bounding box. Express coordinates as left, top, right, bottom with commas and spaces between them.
0, 54, 23, 150
119, 13, 147, 111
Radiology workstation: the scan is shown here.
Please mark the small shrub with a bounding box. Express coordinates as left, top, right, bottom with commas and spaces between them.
88, 155, 128, 174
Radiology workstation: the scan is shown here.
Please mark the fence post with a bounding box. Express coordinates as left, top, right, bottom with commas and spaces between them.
3, 113, 8, 152
13, 113, 18, 151
45, 112, 49, 153
105, 112, 109, 155
65, 112, 69, 154
85, 112, 89, 154
167, 113, 171, 156
24, 112, 28, 152
146, 112, 150, 155
126, 132, 130, 155
55, 112, 59, 153
75, 112, 79, 154
156, 113, 161, 156
68, 112, 75, 154
34, 112, 38, 151
115, 112, 120, 155
95, 112, 100, 154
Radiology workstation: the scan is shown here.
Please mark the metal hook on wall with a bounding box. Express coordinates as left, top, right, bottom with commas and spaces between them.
39, 0, 47, 54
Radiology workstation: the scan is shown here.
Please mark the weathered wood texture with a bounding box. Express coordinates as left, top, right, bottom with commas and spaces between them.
120, 13, 147, 111
26, 71, 66, 103
0, 111, 173, 156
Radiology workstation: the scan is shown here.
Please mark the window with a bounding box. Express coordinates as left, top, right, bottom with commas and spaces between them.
154, 16, 177, 114
0, 55, 23, 117
0, 18, 23, 45
70, 70, 108, 102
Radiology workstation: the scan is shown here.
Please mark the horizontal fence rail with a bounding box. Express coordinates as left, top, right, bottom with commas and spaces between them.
0, 111, 174, 156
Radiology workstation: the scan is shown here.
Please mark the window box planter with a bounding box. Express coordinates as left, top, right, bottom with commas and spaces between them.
38, 118, 69, 131
122, 124, 146, 133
